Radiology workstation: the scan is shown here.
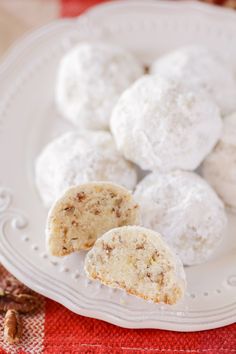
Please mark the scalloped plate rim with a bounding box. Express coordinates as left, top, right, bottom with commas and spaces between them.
0, 0, 236, 331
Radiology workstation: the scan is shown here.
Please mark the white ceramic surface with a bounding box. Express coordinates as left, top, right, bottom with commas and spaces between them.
0, 0, 236, 331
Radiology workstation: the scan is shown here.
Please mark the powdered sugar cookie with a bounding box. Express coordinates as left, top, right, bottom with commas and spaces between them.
56, 42, 144, 129
84, 226, 186, 304
110, 75, 222, 171
47, 182, 140, 256
202, 112, 236, 210
151, 45, 236, 116
35, 131, 137, 207
134, 171, 227, 265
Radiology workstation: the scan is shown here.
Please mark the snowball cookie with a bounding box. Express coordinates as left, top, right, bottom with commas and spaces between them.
47, 182, 140, 256
110, 75, 222, 171
134, 171, 227, 265
85, 226, 186, 304
202, 112, 236, 209
151, 45, 236, 116
35, 130, 137, 207
56, 42, 144, 130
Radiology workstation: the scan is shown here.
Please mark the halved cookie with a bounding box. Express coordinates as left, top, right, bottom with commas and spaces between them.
46, 182, 140, 256
84, 226, 186, 304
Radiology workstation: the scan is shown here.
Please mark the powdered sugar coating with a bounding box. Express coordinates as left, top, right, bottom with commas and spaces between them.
202, 112, 236, 209
110, 75, 222, 171
151, 45, 236, 116
134, 171, 227, 265
35, 131, 137, 207
56, 42, 144, 129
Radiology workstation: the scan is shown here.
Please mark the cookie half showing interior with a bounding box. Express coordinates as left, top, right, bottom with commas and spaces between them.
46, 182, 140, 256
84, 226, 186, 304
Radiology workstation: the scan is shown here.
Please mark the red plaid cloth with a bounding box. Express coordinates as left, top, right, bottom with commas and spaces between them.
0, 1, 235, 353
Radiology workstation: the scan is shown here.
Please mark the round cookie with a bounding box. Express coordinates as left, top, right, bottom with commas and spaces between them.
202, 112, 236, 209
134, 171, 227, 265
151, 45, 236, 116
56, 42, 144, 129
47, 182, 140, 256
84, 226, 186, 305
110, 75, 222, 171
35, 130, 137, 207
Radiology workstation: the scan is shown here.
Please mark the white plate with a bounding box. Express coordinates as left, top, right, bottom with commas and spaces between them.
0, 0, 236, 332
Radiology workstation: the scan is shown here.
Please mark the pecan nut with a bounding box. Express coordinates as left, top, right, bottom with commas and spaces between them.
0, 291, 40, 313
4, 309, 22, 344
1, 276, 33, 296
